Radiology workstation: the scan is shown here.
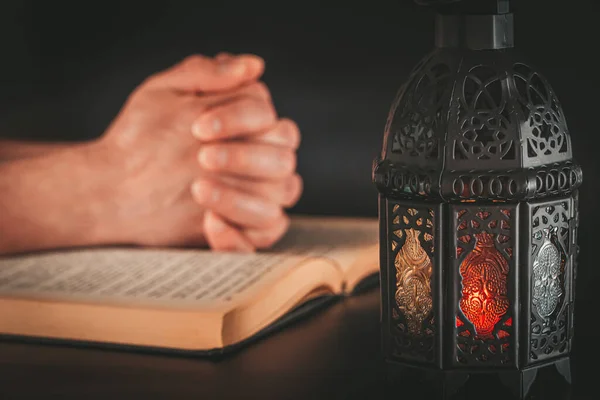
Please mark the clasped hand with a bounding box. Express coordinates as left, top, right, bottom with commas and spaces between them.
97, 53, 302, 252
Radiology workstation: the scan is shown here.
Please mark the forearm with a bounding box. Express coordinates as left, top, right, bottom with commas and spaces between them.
0, 139, 82, 161
0, 141, 120, 255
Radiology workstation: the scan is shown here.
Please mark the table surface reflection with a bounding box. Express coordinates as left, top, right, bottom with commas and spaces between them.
0, 288, 595, 399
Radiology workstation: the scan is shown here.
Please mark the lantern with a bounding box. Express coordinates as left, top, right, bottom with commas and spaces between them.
372, 0, 582, 398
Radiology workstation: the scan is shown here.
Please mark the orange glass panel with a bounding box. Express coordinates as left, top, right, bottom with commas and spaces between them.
459, 231, 510, 339
395, 228, 433, 335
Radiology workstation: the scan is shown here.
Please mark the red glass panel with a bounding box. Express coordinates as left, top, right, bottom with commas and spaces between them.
459, 231, 510, 339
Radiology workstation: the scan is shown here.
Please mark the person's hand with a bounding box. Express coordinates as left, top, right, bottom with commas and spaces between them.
189, 53, 302, 251
93, 53, 302, 251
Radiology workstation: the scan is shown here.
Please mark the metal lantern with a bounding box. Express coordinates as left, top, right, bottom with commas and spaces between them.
372, 0, 582, 398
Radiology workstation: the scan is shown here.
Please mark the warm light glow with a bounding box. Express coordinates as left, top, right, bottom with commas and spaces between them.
395, 227, 433, 335
459, 231, 509, 339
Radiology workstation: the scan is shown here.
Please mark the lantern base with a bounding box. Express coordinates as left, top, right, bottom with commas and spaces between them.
385, 357, 571, 399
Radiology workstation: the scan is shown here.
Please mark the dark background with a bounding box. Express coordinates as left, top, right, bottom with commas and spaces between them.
0, 0, 598, 340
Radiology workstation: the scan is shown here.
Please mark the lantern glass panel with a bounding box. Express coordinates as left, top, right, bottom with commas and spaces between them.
387, 201, 442, 366
525, 197, 574, 365
451, 204, 518, 367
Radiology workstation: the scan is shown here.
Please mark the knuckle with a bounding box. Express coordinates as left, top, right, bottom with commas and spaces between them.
280, 118, 301, 148
182, 54, 207, 68
140, 73, 161, 89
281, 117, 299, 131
280, 150, 297, 174
238, 95, 265, 110
266, 102, 278, 120
285, 175, 303, 206
243, 96, 276, 118
232, 98, 276, 128
248, 81, 271, 101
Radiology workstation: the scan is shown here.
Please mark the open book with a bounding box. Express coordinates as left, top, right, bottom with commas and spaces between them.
0, 216, 379, 355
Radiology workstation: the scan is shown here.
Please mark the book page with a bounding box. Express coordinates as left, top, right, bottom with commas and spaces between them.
270, 216, 379, 272
0, 248, 302, 311
0, 217, 378, 311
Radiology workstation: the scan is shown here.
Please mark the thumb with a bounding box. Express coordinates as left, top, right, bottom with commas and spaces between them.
204, 210, 255, 252
149, 54, 264, 93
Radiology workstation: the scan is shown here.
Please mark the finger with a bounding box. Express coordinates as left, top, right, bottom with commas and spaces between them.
148, 54, 264, 93
243, 214, 290, 249
191, 178, 283, 229
215, 52, 233, 61
191, 96, 277, 141
197, 142, 296, 180
178, 82, 272, 134
251, 118, 301, 149
204, 210, 255, 252
200, 81, 271, 107
214, 173, 303, 208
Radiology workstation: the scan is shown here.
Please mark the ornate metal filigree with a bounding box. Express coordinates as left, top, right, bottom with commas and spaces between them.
532, 227, 562, 319
395, 226, 433, 335
447, 171, 519, 200
387, 55, 452, 161
513, 63, 570, 164
530, 202, 570, 362
389, 204, 436, 363
571, 193, 579, 339
375, 52, 580, 203
459, 231, 510, 339
372, 159, 437, 199
455, 65, 516, 162
454, 207, 514, 365
528, 162, 583, 198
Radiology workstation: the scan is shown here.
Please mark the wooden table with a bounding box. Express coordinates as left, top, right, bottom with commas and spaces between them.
0, 288, 594, 399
